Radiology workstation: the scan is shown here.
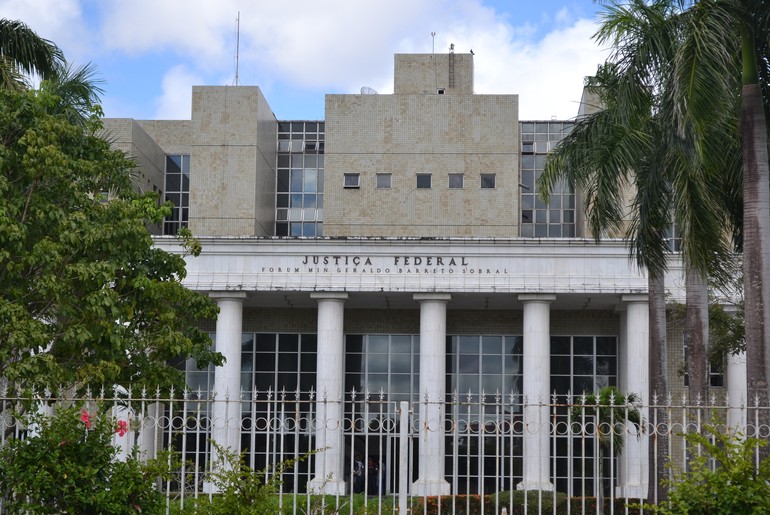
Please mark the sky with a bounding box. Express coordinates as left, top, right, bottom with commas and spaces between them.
1, 0, 611, 121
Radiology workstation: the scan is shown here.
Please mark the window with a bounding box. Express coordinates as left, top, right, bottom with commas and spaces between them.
163, 154, 190, 235
437, 88, 446, 95
480, 173, 496, 189
416, 173, 432, 189
376, 173, 392, 189
448, 173, 464, 189
343, 173, 360, 188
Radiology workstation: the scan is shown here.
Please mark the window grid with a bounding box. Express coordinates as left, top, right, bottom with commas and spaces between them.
276, 121, 324, 237
520, 122, 575, 238
163, 154, 190, 235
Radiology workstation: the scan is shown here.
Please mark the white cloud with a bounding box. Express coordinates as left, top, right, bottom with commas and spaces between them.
153, 65, 202, 119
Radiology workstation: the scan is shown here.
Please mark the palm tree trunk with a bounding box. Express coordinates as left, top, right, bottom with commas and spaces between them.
740, 18, 770, 443
685, 267, 709, 406
648, 271, 668, 503
741, 81, 770, 439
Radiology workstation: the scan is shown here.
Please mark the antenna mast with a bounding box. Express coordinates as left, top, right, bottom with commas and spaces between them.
234, 12, 240, 86
431, 32, 437, 91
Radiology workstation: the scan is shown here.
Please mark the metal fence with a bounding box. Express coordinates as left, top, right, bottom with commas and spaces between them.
0, 385, 766, 514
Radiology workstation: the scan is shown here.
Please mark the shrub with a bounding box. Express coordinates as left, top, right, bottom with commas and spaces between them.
635, 425, 770, 514
0, 403, 169, 514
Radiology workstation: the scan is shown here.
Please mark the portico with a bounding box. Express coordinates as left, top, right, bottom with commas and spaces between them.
154, 236, 666, 494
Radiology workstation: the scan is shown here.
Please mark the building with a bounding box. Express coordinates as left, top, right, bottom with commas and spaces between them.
102, 52, 745, 498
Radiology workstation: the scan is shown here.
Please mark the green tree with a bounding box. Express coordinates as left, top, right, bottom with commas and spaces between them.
670, 0, 770, 434
0, 18, 64, 90
0, 87, 222, 392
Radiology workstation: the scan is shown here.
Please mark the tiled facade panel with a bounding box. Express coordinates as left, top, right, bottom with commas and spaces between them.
324, 91, 519, 237
393, 53, 474, 95
189, 86, 277, 237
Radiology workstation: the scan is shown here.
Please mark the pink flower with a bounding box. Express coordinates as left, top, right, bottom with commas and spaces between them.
80, 409, 91, 429
115, 420, 128, 437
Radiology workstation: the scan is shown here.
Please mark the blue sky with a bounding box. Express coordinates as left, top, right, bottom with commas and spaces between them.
2, 0, 609, 121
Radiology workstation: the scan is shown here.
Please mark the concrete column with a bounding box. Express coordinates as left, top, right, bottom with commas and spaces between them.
518, 294, 555, 492
207, 292, 246, 487
727, 351, 747, 431
308, 292, 348, 495
616, 294, 649, 499
412, 293, 452, 496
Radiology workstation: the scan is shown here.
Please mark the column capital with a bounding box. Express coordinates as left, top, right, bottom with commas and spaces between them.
310, 292, 349, 301
413, 293, 451, 302
209, 291, 247, 301
621, 294, 649, 304
518, 294, 556, 303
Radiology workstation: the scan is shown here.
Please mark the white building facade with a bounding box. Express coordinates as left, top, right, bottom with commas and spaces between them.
103, 53, 739, 498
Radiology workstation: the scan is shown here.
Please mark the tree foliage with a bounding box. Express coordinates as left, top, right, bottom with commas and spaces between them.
0, 87, 221, 391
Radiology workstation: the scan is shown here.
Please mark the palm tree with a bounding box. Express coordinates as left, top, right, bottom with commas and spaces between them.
541, 0, 742, 500
671, 0, 770, 427
0, 18, 64, 90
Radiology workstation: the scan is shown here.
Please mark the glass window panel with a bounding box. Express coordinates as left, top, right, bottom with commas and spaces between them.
535, 123, 548, 133
549, 224, 562, 237
520, 224, 534, 237
305, 122, 317, 132
535, 155, 546, 169
278, 140, 291, 151
549, 196, 562, 209
276, 209, 287, 221
278, 353, 298, 371
165, 193, 181, 206
596, 337, 616, 355
166, 155, 182, 173
458, 354, 479, 374
481, 353, 503, 374
277, 194, 289, 208
277, 155, 290, 167
596, 356, 616, 376
535, 224, 548, 237
302, 209, 315, 221
291, 122, 304, 132
391, 353, 412, 374
551, 376, 571, 395
457, 374, 478, 394
275, 223, 288, 236
367, 374, 389, 393
291, 170, 303, 191
304, 169, 317, 192
318, 170, 324, 192
182, 174, 190, 191
346, 335, 364, 353
416, 174, 432, 189
289, 208, 302, 221
573, 377, 594, 395
291, 194, 303, 207
535, 196, 546, 209
316, 222, 323, 235
305, 154, 317, 168
564, 210, 575, 223
482, 336, 502, 354
181, 193, 189, 207
574, 337, 594, 355
303, 223, 316, 237
507, 336, 523, 355
480, 174, 496, 189
290, 222, 302, 236
573, 355, 594, 375
304, 194, 317, 208
449, 173, 464, 188
376, 173, 392, 189
391, 335, 412, 353
551, 336, 571, 354
390, 374, 412, 394
521, 122, 534, 133
506, 355, 522, 376
278, 122, 291, 132
551, 356, 571, 374
522, 170, 534, 190
165, 173, 181, 191
278, 170, 290, 192
564, 224, 575, 237
367, 335, 389, 351
550, 210, 561, 223
317, 195, 323, 208
521, 155, 535, 170
291, 154, 304, 167
459, 335, 478, 354
521, 209, 533, 224
535, 210, 547, 223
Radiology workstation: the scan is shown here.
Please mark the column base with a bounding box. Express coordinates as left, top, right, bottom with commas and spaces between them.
616, 484, 648, 499
517, 480, 553, 492
412, 479, 451, 496
308, 477, 347, 495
